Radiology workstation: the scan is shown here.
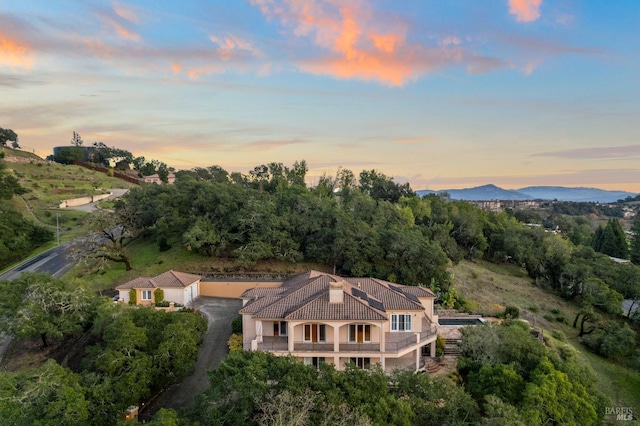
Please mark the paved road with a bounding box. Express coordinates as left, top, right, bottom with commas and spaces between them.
0, 242, 76, 282
140, 297, 243, 419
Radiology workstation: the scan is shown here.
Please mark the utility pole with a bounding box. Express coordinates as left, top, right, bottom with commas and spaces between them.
56, 214, 60, 246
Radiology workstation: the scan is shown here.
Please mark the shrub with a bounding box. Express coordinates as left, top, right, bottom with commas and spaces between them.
129, 289, 137, 305
227, 333, 243, 352
154, 288, 164, 304
550, 308, 561, 315
484, 303, 505, 317
503, 306, 520, 319
555, 316, 568, 324
543, 314, 554, 322
231, 316, 243, 334
528, 305, 540, 313
551, 330, 566, 342
436, 335, 446, 357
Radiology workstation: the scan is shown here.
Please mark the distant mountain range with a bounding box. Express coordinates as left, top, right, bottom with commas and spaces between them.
416, 184, 638, 203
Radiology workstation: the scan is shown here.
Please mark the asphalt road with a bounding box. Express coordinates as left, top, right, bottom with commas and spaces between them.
0, 188, 130, 282
140, 297, 243, 419
0, 242, 76, 282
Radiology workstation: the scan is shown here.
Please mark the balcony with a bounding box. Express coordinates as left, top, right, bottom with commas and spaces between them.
293, 342, 334, 352
251, 336, 288, 351
339, 343, 381, 352
385, 322, 437, 352
248, 321, 437, 354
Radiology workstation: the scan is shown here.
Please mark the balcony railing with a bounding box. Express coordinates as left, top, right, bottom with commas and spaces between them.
293, 342, 334, 352
339, 342, 381, 352
247, 323, 437, 354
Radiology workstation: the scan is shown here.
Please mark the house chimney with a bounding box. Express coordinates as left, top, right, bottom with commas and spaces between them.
329, 281, 344, 304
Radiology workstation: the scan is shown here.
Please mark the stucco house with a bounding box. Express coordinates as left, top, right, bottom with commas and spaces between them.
240, 270, 439, 372
116, 270, 201, 306
143, 173, 176, 184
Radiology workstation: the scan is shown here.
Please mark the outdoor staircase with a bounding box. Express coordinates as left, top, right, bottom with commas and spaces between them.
443, 338, 461, 356
424, 357, 442, 374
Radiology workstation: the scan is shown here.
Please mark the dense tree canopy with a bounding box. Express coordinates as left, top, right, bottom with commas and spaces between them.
592, 218, 629, 259
458, 321, 608, 425
187, 350, 478, 426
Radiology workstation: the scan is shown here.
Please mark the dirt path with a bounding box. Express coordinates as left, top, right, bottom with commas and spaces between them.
140, 297, 242, 419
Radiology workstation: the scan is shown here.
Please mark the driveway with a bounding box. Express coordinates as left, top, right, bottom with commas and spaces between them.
66, 188, 129, 213
140, 297, 242, 418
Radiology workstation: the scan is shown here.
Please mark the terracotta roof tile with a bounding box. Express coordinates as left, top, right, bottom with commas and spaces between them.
244, 271, 433, 321
153, 270, 201, 288
240, 288, 286, 299
116, 270, 201, 290
285, 292, 387, 321
116, 277, 154, 290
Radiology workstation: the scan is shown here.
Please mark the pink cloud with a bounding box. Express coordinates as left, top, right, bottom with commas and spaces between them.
0, 33, 34, 69
250, 0, 464, 86
508, 0, 543, 23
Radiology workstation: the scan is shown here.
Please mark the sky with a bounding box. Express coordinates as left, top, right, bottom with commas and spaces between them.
1, 0, 639, 192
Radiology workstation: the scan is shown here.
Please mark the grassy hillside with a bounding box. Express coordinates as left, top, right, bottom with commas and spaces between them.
3, 150, 137, 243
452, 259, 640, 410
72, 236, 329, 293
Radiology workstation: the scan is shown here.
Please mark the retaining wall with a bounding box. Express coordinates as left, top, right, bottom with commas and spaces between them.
199, 280, 283, 298
59, 192, 112, 208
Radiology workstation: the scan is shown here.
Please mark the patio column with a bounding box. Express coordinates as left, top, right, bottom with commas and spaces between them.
288, 322, 297, 352
379, 322, 386, 352
430, 341, 436, 357
255, 320, 263, 343
415, 348, 420, 370
333, 324, 340, 352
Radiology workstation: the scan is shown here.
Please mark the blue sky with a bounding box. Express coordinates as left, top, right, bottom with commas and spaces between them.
1, 0, 639, 191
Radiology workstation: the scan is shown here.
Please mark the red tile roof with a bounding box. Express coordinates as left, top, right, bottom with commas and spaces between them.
116, 270, 201, 290
243, 270, 432, 322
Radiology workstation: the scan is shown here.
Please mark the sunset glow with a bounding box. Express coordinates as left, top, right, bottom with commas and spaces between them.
1, 0, 639, 193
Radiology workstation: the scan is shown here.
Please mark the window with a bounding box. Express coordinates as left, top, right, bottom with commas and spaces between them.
304, 357, 325, 368
273, 321, 287, 336
303, 324, 326, 342
391, 314, 412, 331
141, 290, 152, 301
349, 357, 371, 369
348, 324, 371, 343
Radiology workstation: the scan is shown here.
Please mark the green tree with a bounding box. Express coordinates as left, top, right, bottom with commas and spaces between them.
0, 359, 89, 425
593, 218, 628, 259
521, 358, 599, 426
76, 208, 138, 270
358, 169, 415, 203
630, 213, 640, 265
0, 273, 97, 347
0, 127, 18, 147
0, 152, 27, 199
